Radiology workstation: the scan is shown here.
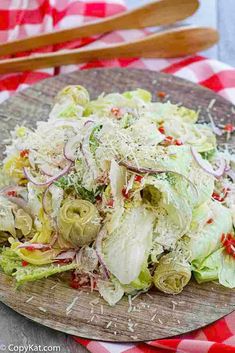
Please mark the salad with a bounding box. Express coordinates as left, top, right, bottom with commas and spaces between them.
0, 85, 234, 306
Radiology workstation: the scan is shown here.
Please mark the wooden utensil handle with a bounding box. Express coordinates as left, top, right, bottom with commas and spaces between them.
0, 27, 218, 74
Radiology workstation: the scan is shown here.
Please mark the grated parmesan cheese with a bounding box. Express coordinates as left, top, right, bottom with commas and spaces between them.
26, 296, 34, 303
131, 336, 138, 340
100, 304, 104, 315
208, 98, 216, 110
89, 298, 100, 306
50, 283, 58, 290
66, 296, 79, 313
106, 321, 112, 328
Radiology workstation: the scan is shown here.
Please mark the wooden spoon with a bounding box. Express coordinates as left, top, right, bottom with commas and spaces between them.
0, 27, 219, 74
0, 0, 199, 57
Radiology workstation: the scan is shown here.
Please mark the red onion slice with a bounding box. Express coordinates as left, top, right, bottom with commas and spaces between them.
64, 135, 81, 162
55, 250, 77, 261
191, 147, 226, 179
23, 161, 72, 187
17, 242, 52, 250
95, 228, 110, 279
208, 113, 223, 136
84, 120, 94, 127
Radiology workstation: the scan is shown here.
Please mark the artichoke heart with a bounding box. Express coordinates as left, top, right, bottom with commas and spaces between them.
153, 252, 191, 294
58, 199, 100, 247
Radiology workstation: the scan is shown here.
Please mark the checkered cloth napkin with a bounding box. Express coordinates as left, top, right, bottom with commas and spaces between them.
0, 1, 235, 352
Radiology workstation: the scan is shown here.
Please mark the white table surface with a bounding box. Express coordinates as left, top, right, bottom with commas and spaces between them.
1, 1, 235, 352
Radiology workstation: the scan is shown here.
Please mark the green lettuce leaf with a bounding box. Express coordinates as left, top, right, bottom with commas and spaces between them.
0, 247, 78, 285
49, 85, 89, 120
177, 106, 199, 123
193, 248, 235, 289
123, 89, 152, 103
193, 248, 224, 283
190, 201, 233, 267
14, 262, 77, 285
130, 263, 152, 290
144, 175, 192, 249
219, 253, 235, 288
0, 247, 22, 275
97, 277, 124, 306
104, 206, 155, 284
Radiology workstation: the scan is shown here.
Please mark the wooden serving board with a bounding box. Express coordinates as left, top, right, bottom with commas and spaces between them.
0, 68, 234, 343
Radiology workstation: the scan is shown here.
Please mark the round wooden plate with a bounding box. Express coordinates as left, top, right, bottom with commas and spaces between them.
0, 68, 234, 342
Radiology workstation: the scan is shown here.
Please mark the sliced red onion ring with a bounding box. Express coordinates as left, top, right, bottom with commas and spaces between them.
191, 147, 226, 179
55, 250, 77, 260
84, 120, 94, 127
64, 135, 81, 162
23, 161, 72, 187
17, 242, 52, 250
208, 113, 223, 136
95, 228, 110, 279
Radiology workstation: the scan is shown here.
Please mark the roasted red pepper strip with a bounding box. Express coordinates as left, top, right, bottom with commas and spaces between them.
107, 199, 114, 207
111, 107, 121, 118
7, 190, 17, 197
158, 126, 165, 134
134, 175, 143, 183
21, 260, 29, 267
212, 188, 230, 202
122, 187, 130, 199
174, 139, 183, 146
157, 91, 166, 99
221, 233, 235, 257
224, 124, 235, 132
20, 149, 29, 158
206, 218, 214, 224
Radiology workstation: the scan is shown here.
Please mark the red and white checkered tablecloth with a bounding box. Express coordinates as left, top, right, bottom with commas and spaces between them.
0, 1, 235, 353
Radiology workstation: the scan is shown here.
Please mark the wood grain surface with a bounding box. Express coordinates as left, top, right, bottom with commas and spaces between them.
0, 68, 234, 343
